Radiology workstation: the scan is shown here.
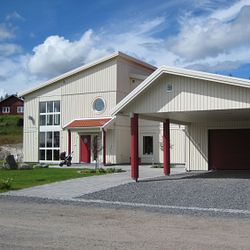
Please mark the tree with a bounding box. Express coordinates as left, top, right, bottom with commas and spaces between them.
91, 135, 103, 169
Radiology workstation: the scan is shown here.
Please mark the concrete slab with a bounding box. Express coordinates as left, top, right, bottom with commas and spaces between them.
1, 165, 186, 200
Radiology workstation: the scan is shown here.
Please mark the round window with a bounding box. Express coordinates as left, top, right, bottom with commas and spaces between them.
93, 98, 105, 113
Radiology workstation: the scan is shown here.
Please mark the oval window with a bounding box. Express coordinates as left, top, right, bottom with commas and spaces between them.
93, 98, 105, 113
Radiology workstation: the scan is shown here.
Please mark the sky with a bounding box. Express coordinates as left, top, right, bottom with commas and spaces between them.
1, 0, 250, 96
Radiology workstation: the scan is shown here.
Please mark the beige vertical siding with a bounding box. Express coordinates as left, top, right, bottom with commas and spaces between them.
170, 126, 186, 164
106, 129, 116, 164
23, 131, 38, 162
116, 57, 155, 103
23, 58, 118, 163
125, 74, 250, 114
23, 97, 39, 162
186, 120, 250, 171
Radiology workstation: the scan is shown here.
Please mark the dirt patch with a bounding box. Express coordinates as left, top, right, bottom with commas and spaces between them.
0, 197, 250, 250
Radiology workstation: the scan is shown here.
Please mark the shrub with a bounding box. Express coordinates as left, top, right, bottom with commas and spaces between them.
0, 178, 13, 190
96, 168, 106, 174
106, 168, 124, 173
80, 169, 97, 174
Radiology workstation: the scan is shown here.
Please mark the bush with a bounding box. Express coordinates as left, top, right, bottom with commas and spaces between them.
79, 169, 97, 174
0, 178, 13, 190
96, 168, 106, 174
106, 168, 124, 173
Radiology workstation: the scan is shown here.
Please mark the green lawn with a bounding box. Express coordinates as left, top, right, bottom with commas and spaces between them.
0, 168, 106, 192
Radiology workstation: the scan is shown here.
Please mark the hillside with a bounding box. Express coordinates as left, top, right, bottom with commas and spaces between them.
0, 116, 23, 145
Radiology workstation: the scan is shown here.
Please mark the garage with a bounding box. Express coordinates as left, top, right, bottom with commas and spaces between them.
209, 129, 250, 170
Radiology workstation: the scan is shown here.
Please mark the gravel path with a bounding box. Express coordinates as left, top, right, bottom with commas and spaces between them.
79, 171, 250, 216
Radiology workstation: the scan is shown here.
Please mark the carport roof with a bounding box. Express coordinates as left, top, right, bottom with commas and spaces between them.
111, 66, 250, 116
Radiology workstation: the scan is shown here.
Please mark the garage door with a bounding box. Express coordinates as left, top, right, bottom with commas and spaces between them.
209, 129, 250, 170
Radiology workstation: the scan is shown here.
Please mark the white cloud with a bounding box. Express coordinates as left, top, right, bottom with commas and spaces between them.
27, 29, 109, 78
0, 43, 22, 56
26, 17, 175, 79
169, 5, 250, 61
0, 24, 14, 40
1, 1, 250, 95
5, 11, 24, 21
211, 0, 250, 21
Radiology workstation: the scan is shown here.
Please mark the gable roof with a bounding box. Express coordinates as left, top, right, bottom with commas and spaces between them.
0, 94, 23, 104
19, 51, 156, 97
112, 65, 250, 115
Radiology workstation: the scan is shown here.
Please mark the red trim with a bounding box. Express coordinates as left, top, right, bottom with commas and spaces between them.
131, 113, 139, 181
80, 135, 91, 163
68, 130, 71, 155
102, 129, 106, 165
66, 118, 111, 128
163, 119, 170, 175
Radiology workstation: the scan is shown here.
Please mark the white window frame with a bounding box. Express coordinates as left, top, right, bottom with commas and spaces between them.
142, 135, 154, 156
39, 100, 61, 162
39, 131, 60, 162
92, 97, 106, 114
39, 101, 60, 126
17, 106, 24, 113
2, 107, 10, 113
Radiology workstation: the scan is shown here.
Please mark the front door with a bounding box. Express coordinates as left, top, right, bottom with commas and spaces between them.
80, 135, 91, 163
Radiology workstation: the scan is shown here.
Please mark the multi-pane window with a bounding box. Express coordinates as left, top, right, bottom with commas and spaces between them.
39, 101, 60, 126
143, 136, 153, 155
17, 106, 24, 113
39, 101, 60, 162
39, 131, 60, 161
2, 107, 10, 113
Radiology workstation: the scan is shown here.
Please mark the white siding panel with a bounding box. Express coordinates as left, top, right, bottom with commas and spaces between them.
23, 97, 39, 130
116, 58, 155, 103
23, 131, 38, 162
61, 59, 117, 96
106, 129, 116, 164
62, 92, 117, 126
125, 75, 250, 114
71, 131, 80, 163
187, 120, 250, 171
170, 128, 185, 164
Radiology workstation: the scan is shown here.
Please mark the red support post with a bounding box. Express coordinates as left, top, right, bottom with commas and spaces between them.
102, 129, 106, 165
163, 119, 170, 175
131, 113, 139, 181
68, 130, 71, 155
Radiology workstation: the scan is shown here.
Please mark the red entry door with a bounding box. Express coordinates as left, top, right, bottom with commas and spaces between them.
80, 135, 91, 163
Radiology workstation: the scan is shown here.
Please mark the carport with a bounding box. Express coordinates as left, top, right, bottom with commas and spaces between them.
112, 66, 250, 180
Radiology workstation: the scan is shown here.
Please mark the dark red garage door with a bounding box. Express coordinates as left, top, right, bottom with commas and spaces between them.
209, 129, 250, 170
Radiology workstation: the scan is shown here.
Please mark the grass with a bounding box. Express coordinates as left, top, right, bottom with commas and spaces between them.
0, 115, 23, 145
0, 168, 109, 193
151, 164, 175, 168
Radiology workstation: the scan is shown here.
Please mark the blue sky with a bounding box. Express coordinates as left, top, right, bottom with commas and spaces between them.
0, 0, 250, 95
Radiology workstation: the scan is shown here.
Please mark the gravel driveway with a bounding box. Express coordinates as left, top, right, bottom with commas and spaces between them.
79, 171, 250, 217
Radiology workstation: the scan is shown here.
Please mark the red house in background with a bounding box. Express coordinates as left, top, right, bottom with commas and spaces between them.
0, 95, 24, 116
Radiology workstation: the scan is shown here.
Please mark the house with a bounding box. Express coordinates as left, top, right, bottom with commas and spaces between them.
20, 52, 186, 166
22, 51, 250, 179
0, 95, 24, 116
112, 65, 250, 179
